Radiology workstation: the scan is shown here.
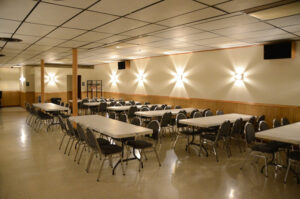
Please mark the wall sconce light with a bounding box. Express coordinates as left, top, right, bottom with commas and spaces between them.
176, 72, 183, 83
234, 72, 244, 81
111, 73, 118, 85
20, 76, 26, 83
137, 73, 144, 83
46, 73, 57, 85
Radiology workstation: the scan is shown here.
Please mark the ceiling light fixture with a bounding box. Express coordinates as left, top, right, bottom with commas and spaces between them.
0, 54, 5, 57
0, 37, 22, 42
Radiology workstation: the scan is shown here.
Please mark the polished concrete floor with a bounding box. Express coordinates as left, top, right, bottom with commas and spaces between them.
0, 107, 299, 199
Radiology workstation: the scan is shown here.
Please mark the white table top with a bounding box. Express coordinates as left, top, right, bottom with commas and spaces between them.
256, 122, 300, 145
69, 115, 152, 139
83, 102, 100, 106
107, 104, 170, 111
68, 99, 83, 103
179, 113, 253, 128
33, 103, 69, 112
135, 108, 197, 118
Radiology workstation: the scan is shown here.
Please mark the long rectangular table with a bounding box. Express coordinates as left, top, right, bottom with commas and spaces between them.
179, 113, 253, 128
69, 115, 153, 174
135, 108, 197, 118
107, 104, 171, 111
69, 115, 152, 139
33, 103, 69, 131
33, 103, 69, 111
256, 122, 300, 145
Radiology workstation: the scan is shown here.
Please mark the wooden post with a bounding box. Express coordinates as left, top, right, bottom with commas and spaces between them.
41, 59, 45, 103
72, 48, 78, 116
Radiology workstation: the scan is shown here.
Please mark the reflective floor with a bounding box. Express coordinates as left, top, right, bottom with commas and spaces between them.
0, 107, 299, 199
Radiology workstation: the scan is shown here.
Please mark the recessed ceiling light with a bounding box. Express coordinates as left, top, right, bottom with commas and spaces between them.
0, 37, 22, 42
0, 54, 5, 57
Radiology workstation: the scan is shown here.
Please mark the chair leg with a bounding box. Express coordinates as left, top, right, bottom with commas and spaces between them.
77, 145, 86, 164
284, 159, 291, 184
97, 157, 106, 182
68, 139, 75, 156
120, 153, 125, 176
213, 145, 218, 162
173, 134, 179, 149
153, 148, 161, 166
59, 134, 66, 150
86, 152, 94, 173
264, 156, 268, 177
74, 143, 81, 162
64, 137, 71, 154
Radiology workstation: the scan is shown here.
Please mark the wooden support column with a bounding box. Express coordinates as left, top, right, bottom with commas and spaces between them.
72, 48, 78, 116
41, 59, 45, 103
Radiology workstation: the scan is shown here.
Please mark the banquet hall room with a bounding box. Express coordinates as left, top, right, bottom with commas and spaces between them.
1, 0, 300, 199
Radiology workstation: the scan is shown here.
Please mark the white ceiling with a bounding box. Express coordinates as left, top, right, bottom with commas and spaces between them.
0, 0, 300, 66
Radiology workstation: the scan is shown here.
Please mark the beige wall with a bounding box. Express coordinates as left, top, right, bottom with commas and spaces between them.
0, 67, 20, 91
94, 41, 300, 106
34, 67, 96, 93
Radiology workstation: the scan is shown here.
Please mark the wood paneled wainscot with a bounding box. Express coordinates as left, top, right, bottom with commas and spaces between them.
1, 91, 20, 106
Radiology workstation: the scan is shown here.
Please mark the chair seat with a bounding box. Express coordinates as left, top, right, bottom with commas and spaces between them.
114, 137, 135, 142
181, 129, 198, 135
251, 143, 277, 154
100, 144, 122, 155
127, 140, 153, 149
201, 133, 217, 141
289, 151, 300, 161
97, 138, 110, 145
270, 141, 290, 149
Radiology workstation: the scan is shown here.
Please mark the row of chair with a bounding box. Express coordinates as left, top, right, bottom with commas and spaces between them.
58, 115, 161, 181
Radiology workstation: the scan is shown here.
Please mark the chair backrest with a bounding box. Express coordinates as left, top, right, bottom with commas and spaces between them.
164, 106, 171, 110
119, 113, 128, 123
99, 102, 107, 112
135, 102, 142, 105
150, 105, 157, 111
204, 110, 213, 117
259, 120, 269, 131
58, 115, 67, 132
110, 101, 116, 106
175, 105, 181, 109
115, 102, 122, 106
190, 109, 199, 118
128, 106, 138, 118
108, 112, 116, 119
161, 104, 167, 109
65, 103, 69, 108
257, 115, 265, 123
217, 120, 231, 140
160, 112, 172, 127
176, 113, 187, 128
216, 110, 224, 115
130, 100, 135, 105
244, 122, 256, 145
273, 119, 281, 128
178, 110, 187, 116
119, 101, 125, 106
281, 117, 289, 126
60, 102, 64, 106
155, 106, 163, 111
193, 111, 203, 118
141, 106, 150, 111
76, 123, 87, 141
231, 118, 243, 136
248, 116, 256, 125
147, 120, 160, 140
144, 102, 150, 105
66, 119, 76, 137
202, 109, 210, 116
85, 128, 99, 151
131, 117, 141, 126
